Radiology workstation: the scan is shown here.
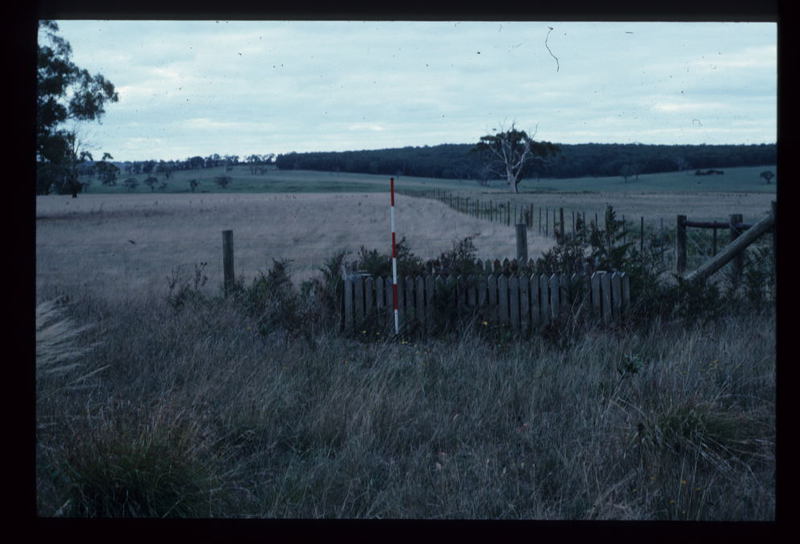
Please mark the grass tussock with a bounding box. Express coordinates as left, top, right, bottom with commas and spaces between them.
35, 282, 775, 519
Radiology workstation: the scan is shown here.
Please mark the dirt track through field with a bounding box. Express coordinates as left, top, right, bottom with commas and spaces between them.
36, 193, 556, 300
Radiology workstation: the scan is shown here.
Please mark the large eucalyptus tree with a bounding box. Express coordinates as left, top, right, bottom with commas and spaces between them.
36, 20, 118, 196
473, 123, 560, 193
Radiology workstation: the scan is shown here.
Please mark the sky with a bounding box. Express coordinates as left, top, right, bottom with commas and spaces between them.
45, 20, 777, 162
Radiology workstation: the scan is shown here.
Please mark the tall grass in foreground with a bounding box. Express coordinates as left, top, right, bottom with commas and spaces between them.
35, 287, 774, 519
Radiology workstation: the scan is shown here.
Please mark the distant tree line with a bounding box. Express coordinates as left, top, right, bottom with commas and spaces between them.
76, 153, 276, 184
274, 143, 775, 181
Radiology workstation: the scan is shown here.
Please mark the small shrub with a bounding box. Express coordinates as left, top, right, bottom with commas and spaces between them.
143, 176, 159, 192
237, 259, 315, 340
433, 236, 484, 276
305, 250, 349, 325
122, 177, 139, 192
166, 262, 208, 310
214, 176, 233, 190
355, 236, 425, 277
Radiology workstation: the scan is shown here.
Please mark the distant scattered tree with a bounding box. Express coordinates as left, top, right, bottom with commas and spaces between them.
214, 175, 232, 189
620, 163, 634, 183
122, 177, 139, 192
188, 179, 198, 192
95, 153, 120, 186
760, 170, 775, 184
673, 156, 691, 172
205, 154, 222, 169
144, 176, 159, 192
142, 160, 156, 175
187, 156, 205, 170
158, 181, 168, 191
224, 155, 239, 170
246, 154, 261, 174
619, 162, 642, 183
472, 123, 560, 193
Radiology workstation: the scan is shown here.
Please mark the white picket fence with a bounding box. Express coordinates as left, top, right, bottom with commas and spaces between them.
343, 270, 631, 335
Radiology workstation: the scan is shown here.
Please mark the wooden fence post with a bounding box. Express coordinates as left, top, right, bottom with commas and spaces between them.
516, 223, 528, 261
676, 215, 687, 275
640, 216, 644, 258
343, 277, 353, 333
545, 208, 549, 236
222, 229, 234, 296
730, 213, 743, 289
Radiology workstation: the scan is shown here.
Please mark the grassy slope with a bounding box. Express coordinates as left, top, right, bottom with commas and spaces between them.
83, 164, 778, 195
36, 292, 775, 520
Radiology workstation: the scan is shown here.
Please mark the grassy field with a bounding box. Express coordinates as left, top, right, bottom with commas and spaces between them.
36, 192, 555, 299
83, 164, 477, 195
37, 166, 776, 520
82, 164, 777, 196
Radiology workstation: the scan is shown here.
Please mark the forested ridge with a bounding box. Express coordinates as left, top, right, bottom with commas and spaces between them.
274, 142, 776, 180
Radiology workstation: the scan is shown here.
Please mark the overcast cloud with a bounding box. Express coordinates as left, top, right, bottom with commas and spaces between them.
47, 20, 777, 162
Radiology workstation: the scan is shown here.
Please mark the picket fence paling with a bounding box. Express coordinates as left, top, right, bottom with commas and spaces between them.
343, 270, 631, 333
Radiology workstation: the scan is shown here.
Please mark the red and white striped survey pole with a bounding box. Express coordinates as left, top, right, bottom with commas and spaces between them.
390, 177, 399, 335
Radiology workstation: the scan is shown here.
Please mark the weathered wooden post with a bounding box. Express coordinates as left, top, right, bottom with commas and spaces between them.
545, 208, 549, 236
730, 213, 744, 289
712, 226, 718, 255
559, 208, 565, 241
516, 223, 528, 261
640, 217, 644, 258
222, 229, 234, 296
676, 215, 687, 275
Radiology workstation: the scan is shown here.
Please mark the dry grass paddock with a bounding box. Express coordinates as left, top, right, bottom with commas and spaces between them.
36, 192, 556, 301
34, 189, 775, 520
444, 190, 776, 228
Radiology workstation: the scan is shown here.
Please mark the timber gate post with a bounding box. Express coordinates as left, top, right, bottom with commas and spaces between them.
676, 215, 687, 275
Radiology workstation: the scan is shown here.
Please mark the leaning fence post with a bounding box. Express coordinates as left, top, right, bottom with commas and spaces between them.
676, 215, 687, 275
222, 229, 234, 296
516, 223, 528, 261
